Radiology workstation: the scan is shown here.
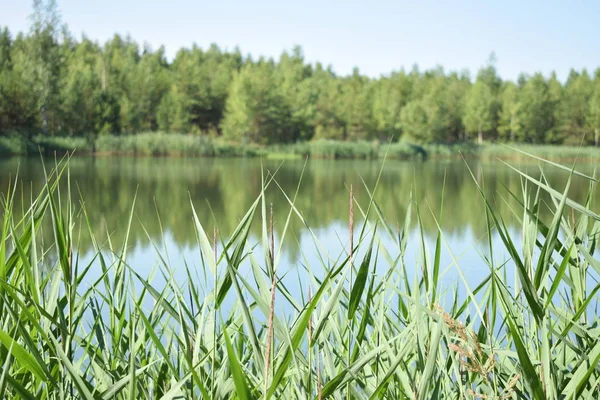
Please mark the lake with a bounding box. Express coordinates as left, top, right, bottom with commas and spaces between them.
0, 156, 597, 301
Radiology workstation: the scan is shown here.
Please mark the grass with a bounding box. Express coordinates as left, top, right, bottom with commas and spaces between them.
0, 134, 33, 156
264, 152, 303, 160
0, 152, 599, 398
1, 132, 599, 161
95, 132, 217, 156
476, 143, 600, 162
34, 135, 93, 154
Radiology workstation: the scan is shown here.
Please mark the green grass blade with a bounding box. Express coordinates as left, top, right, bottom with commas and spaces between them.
223, 325, 254, 400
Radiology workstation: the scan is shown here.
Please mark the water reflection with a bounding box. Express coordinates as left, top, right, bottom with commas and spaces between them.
0, 156, 597, 265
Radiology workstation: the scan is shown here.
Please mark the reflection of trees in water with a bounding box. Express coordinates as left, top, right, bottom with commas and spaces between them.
0, 157, 598, 256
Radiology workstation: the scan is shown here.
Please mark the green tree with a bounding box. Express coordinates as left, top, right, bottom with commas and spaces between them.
557, 69, 592, 144
8, 33, 39, 132
157, 86, 179, 132
28, 0, 62, 135
445, 71, 470, 141
403, 73, 456, 143
545, 72, 563, 143
498, 82, 523, 141
519, 74, 555, 143
60, 36, 102, 134
463, 80, 495, 144
222, 61, 289, 144
130, 45, 169, 131
311, 64, 345, 140
94, 91, 120, 135
341, 68, 374, 140
477, 53, 502, 94
372, 70, 413, 141
164, 45, 240, 134
274, 46, 314, 141
0, 27, 13, 132
202, 45, 241, 131
399, 100, 430, 143
587, 76, 600, 147
103, 35, 141, 134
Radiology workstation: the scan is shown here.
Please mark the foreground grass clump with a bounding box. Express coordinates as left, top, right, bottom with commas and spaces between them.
0, 155, 599, 399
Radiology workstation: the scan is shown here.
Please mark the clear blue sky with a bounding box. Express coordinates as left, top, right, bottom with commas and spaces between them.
2, 0, 599, 81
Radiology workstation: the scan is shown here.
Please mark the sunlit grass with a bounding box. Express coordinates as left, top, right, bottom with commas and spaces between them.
264, 152, 303, 160
0, 152, 598, 399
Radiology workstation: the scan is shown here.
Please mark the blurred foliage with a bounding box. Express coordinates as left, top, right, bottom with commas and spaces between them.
2, 3, 600, 146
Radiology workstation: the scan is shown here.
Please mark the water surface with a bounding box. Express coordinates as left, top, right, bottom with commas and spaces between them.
1, 156, 597, 299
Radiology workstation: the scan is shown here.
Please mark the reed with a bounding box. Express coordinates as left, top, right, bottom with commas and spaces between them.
0, 152, 598, 399
2, 131, 600, 162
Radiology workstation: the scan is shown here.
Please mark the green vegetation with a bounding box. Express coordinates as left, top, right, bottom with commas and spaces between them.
0, 154, 599, 399
1, 131, 599, 161
0, 135, 32, 155
2, 1, 600, 148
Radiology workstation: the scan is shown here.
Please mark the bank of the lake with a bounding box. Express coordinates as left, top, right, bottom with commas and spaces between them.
1, 132, 599, 161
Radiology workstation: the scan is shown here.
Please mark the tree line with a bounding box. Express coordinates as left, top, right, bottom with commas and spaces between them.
1, 0, 600, 146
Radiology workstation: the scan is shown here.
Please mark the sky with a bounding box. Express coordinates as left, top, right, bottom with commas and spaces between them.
1, 0, 599, 81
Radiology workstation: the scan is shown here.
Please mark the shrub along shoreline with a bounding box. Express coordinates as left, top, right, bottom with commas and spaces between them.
1, 132, 599, 161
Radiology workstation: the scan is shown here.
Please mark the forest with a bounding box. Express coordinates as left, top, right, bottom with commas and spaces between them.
1, 1, 600, 147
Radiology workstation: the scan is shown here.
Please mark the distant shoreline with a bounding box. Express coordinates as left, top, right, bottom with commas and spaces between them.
1, 133, 599, 162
